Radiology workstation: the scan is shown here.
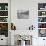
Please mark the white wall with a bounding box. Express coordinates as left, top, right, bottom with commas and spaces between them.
10, 30, 15, 45
0, 0, 9, 45
11, 0, 38, 45
8, 31, 11, 45
11, 0, 38, 31
11, 0, 46, 46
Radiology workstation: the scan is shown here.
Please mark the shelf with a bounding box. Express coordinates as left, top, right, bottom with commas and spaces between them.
0, 16, 8, 17
38, 22, 46, 23
38, 10, 46, 11
38, 28, 46, 29
0, 22, 8, 23
0, 10, 8, 11
38, 16, 46, 17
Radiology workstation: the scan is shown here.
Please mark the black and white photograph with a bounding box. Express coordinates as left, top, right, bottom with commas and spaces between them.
17, 10, 29, 19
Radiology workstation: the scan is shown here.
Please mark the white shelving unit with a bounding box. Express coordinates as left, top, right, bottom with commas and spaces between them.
38, 3, 46, 37
0, 1, 9, 45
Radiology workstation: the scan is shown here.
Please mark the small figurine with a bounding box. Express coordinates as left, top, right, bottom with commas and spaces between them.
11, 23, 16, 30
29, 25, 35, 30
